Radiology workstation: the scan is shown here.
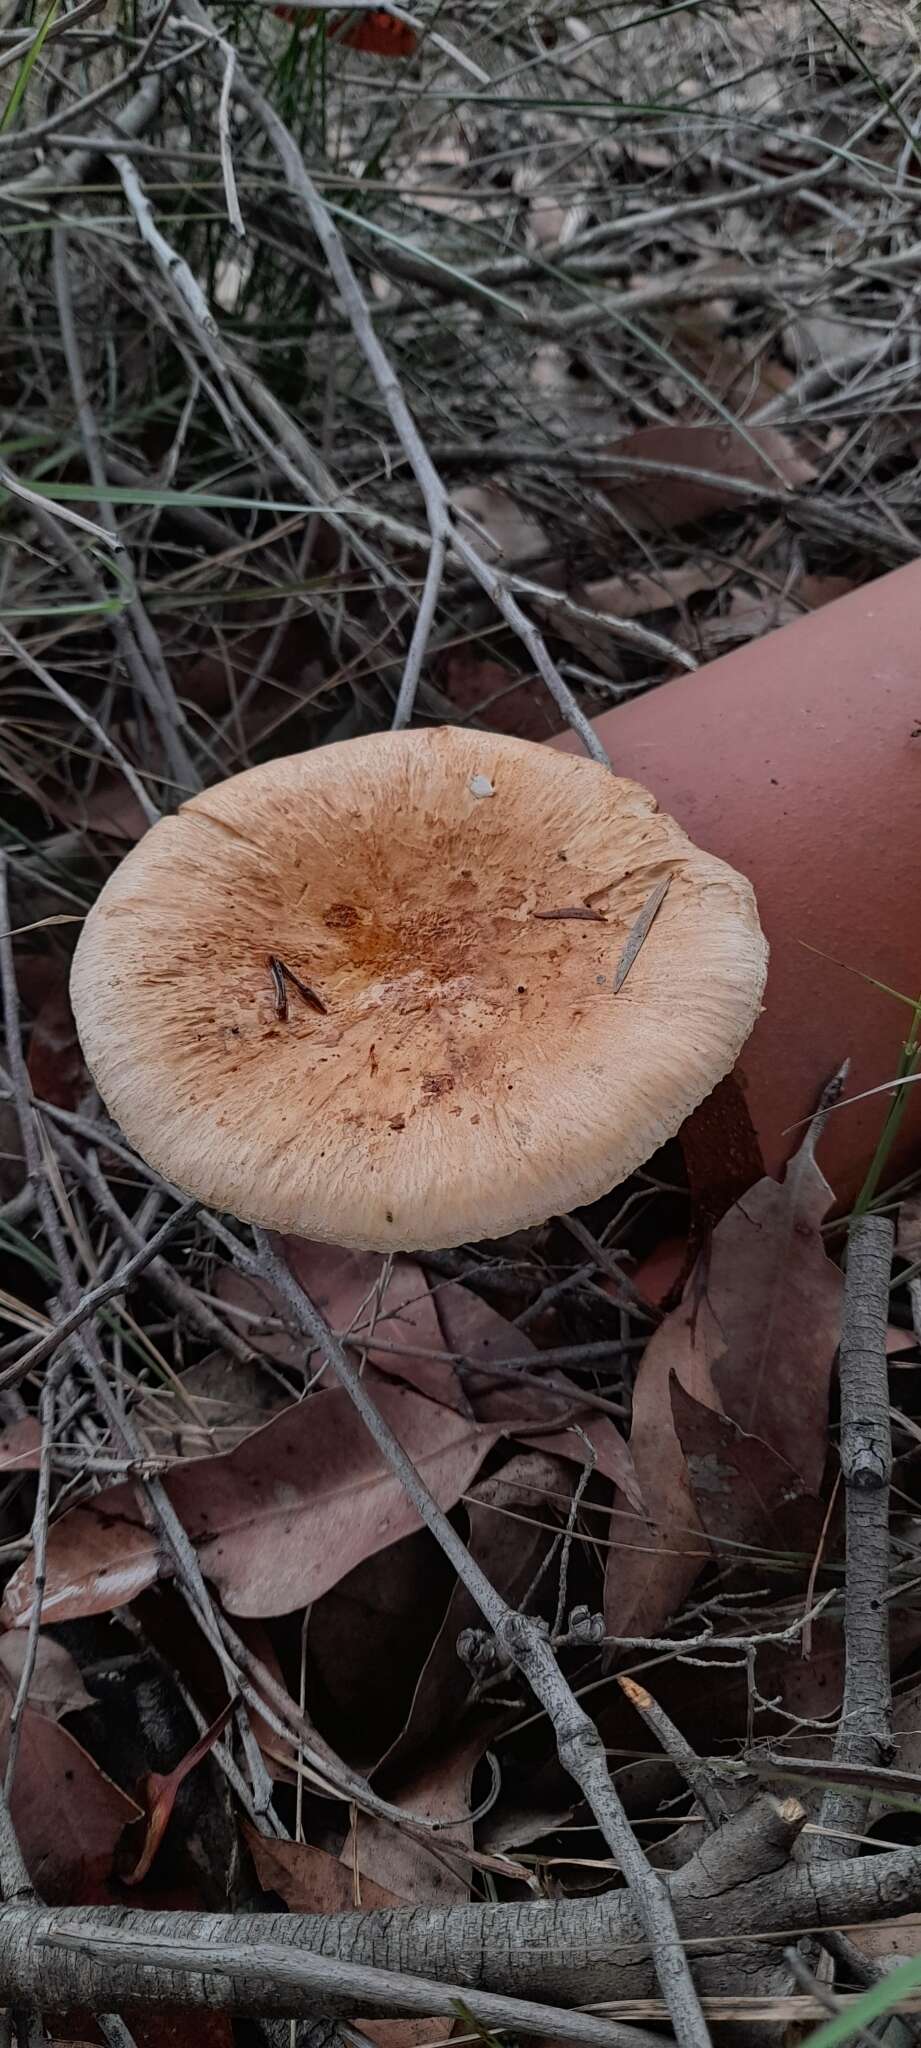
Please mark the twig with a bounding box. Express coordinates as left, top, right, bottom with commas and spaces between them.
817, 1212, 895, 1854
3, 1355, 69, 1798
0, 626, 160, 828
51, 224, 199, 796
12, 1800, 921, 2017
0, 463, 119, 553
0, 0, 106, 75
79, 1151, 257, 1366
0, 1203, 197, 1386
618, 1677, 729, 1828
216, 40, 243, 238
185, 9, 610, 763
0, 1785, 32, 1905
110, 152, 216, 333
391, 528, 446, 730
238, 1229, 713, 2048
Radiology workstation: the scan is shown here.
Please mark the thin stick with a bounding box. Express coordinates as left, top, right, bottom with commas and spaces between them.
0, 462, 119, 553
186, 12, 610, 763
0, 1203, 197, 1386
817, 1212, 895, 1856
0, 626, 159, 828
216, 40, 243, 239
242, 1230, 712, 2048
3, 1355, 69, 1797
618, 1677, 729, 1829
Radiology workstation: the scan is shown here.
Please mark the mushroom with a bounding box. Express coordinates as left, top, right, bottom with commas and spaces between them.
70, 726, 767, 1252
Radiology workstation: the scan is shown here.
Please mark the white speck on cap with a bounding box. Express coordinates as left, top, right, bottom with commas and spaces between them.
469, 773, 495, 798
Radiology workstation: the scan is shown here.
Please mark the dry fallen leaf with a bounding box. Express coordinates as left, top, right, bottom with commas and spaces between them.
342, 1726, 484, 1907
282, 1238, 469, 1410
670, 1377, 815, 1551
2, 1378, 504, 1626
0, 1417, 42, 1471
246, 1828, 402, 1911
0, 1632, 93, 1720
27, 982, 88, 1113
605, 1128, 842, 1638
0, 1696, 140, 1901
145, 1351, 292, 1458
450, 482, 547, 565
580, 564, 729, 620
603, 422, 815, 531
125, 1698, 235, 1885
435, 1278, 642, 1500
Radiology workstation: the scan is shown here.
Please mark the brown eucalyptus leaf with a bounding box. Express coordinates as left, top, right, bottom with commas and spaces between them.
343, 1728, 484, 1907
670, 1376, 811, 1548
0, 1632, 93, 1719
246, 1828, 401, 1911
282, 1238, 468, 1410
605, 423, 815, 530
382, 1451, 571, 1776
0, 1696, 140, 1901
606, 1129, 841, 1638
2, 1380, 503, 1626
436, 1280, 641, 1499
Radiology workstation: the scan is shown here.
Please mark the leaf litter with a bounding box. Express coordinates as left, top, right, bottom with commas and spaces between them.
5, 978, 921, 2002
8, 0, 921, 2024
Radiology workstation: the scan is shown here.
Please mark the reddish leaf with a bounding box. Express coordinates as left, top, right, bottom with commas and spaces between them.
435, 1280, 642, 1500
125, 1697, 235, 1884
3, 1379, 503, 1626
605, 423, 815, 530
0, 1699, 140, 1901
27, 983, 88, 1112
631, 1236, 688, 1309
0, 1632, 92, 1719
246, 1828, 401, 1911
669, 1376, 811, 1548
282, 1239, 468, 1409
343, 1727, 483, 1905
604, 1290, 716, 1641
705, 1142, 842, 1492
53, 763, 151, 843
0, 1417, 42, 1471
606, 1132, 841, 1639
439, 652, 560, 742
274, 7, 417, 53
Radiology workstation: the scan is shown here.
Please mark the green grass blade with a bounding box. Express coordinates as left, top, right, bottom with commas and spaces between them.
1, 0, 60, 135
801, 1955, 921, 2048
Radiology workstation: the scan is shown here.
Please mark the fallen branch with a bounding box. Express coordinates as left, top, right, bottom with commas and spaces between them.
4, 1801, 921, 2016
818, 1212, 895, 1855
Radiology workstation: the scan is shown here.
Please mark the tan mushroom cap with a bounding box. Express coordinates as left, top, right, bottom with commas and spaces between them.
71, 727, 767, 1252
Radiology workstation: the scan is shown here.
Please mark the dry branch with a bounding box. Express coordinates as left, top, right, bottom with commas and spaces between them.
2, 1799, 921, 2019
818, 1212, 896, 1854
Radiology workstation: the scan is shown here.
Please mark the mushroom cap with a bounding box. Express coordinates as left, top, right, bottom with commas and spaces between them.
70, 727, 767, 1252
